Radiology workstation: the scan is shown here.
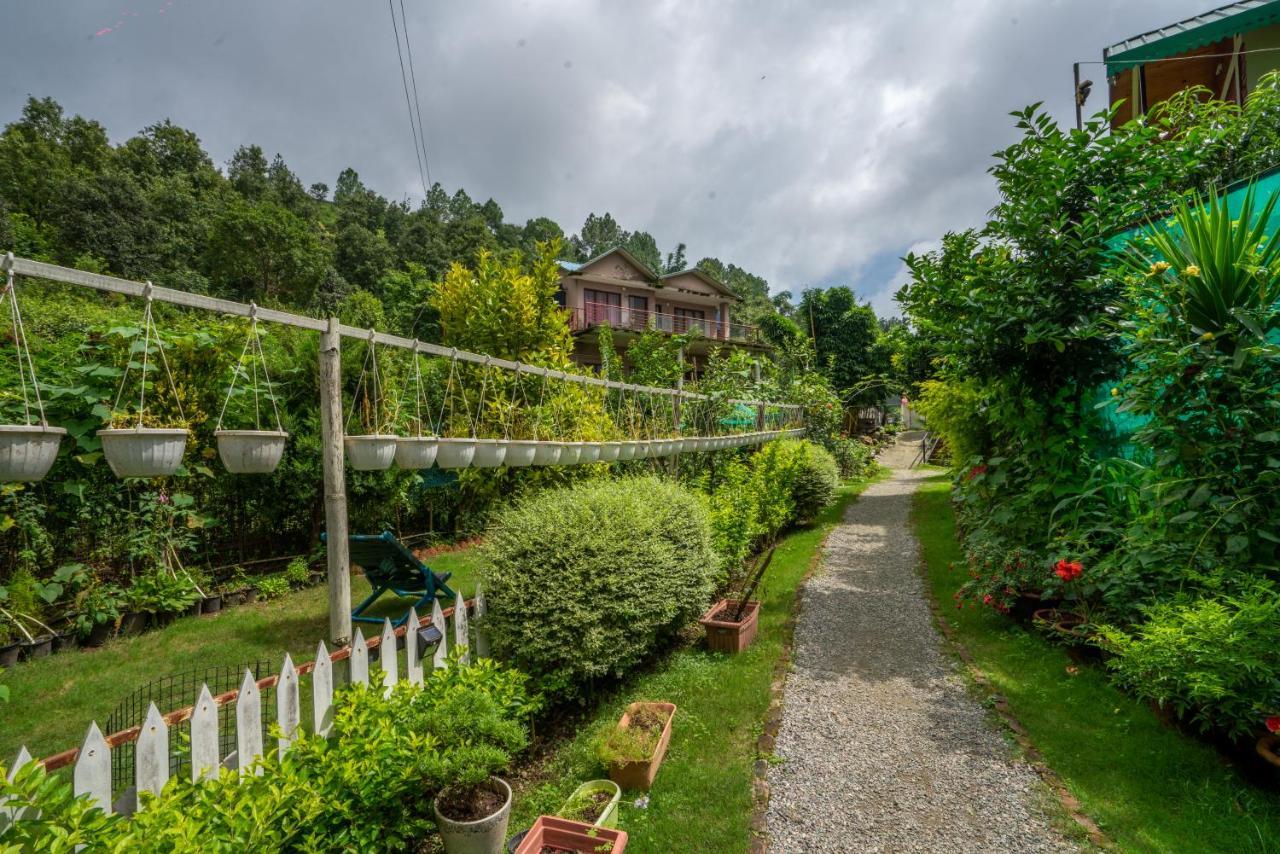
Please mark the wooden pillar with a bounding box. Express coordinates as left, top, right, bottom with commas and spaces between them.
319, 317, 351, 647
753, 360, 765, 430
674, 344, 684, 434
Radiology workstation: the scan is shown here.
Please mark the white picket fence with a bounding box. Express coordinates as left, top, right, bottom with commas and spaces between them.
2, 590, 487, 823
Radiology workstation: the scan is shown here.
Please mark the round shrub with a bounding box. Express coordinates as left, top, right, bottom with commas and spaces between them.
791, 442, 840, 523
480, 475, 715, 700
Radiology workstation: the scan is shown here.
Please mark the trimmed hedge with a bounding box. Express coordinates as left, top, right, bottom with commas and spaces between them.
791, 442, 840, 523
480, 476, 715, 699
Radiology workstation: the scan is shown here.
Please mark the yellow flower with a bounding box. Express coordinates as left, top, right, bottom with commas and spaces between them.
1148, 261, 1171, 276
1183, 265, 1201, 277
1200, 331, 1215, 342
1110, 387, 1120, 397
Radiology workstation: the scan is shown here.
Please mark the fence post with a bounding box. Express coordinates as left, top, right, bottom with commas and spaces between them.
2, 747, 35, 829
350, 627, 369, 686
474, 587, 490, 659
277, 654, 300, 757
379, 618, 397, 694
454, 594, 470, 666
135, 703, 169, 797
313, 640, 333, 737
406, 606, 424, 685
319, 316, 351, 648
74, 722, 112, 812
236, 670, 263, 776
432, 599, 449, 669
190, 684, 219, 782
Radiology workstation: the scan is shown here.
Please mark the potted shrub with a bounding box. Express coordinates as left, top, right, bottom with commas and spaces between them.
595, 701, 676, 791
0, 578, 57, 661
433, 776, 513, 854
69, 577, 123, 648
514, 817, 628, 854
555, 779, 621, 828
254, 574, 290, 601
699, 548, 774, 654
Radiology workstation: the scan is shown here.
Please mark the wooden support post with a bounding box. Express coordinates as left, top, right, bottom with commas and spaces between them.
319, 317, 351, 647
674, 344, 684, 434
752, 361, 765, 430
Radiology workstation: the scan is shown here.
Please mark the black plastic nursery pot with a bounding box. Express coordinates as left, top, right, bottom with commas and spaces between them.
52, 631, 78, 654
116, 611, 147, 637
83, 621, 113, 648
0, 641, 20, 667
20, 634, 54, 660
201, 594, 223, 615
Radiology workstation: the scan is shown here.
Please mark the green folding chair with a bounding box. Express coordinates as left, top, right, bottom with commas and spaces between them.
322, 531, 456, 628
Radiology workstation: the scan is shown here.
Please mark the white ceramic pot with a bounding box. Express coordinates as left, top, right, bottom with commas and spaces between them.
558, 442, 584, 465
530, 441, 562, 466
436, 438, 477, 469
395, 436, 439, 470
98, 427, 188, 478
502, 440, 538, 468
215, 430, 287, 474
579, 442, 602, 463
598, 441, 623, 462
615, 440, 638, 461
434, 777, 512, 854
681, 437, 701, 453
0, 424, 65, 482
471, 439, 507, 468
345, 435, 397, 471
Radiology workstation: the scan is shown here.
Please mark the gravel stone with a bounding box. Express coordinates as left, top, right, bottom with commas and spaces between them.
764, 443, 1075, 853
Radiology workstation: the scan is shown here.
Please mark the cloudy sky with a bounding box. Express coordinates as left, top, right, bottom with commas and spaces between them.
2, 0, 1222, 315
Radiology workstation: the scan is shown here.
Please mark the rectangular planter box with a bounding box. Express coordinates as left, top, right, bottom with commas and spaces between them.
514, 816, 628, 854
606, 701, 676, 791
698, 599, 760, 653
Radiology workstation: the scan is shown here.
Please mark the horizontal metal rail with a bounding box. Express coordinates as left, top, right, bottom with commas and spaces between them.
2, 254, 799, 411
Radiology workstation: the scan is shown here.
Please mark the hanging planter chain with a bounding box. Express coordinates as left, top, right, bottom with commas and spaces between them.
111, 285, 186, 428
215, 305, 283, 433
2, 266, 48, 427
346, 329, 387, 434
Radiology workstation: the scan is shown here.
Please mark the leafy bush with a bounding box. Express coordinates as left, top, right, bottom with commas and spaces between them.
481, 476, 715, 700
0, 659, 536, 850
284, 557, 310, 588
826, 436, 875, 480
1101, 588, 1280, 739
790, 442, 839, 524
707, 459, 760, 587
254, 574, 290, 601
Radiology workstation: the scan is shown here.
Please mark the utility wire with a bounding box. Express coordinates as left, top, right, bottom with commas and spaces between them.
388, 0, 429, 199
399, 0, 434, 190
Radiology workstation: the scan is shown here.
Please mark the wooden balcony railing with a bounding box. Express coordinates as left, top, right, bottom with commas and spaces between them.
569, 301, 761, 343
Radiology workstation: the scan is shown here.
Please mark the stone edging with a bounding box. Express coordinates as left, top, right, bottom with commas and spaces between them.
925, 596, 1112, 850
748, 522, 835, 854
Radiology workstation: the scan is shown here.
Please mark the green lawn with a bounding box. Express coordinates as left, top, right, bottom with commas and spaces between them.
0, 548, 485, 763
912, 474, 1280, 853
506, 471, 887, 854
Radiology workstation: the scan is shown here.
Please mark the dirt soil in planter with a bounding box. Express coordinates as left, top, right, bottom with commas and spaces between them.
563, 791, 611, 822
711, 604, 747, 623
436, 780, 506, 822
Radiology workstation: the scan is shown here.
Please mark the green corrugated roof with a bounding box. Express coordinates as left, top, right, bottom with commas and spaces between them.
1104, 0, 1280, 73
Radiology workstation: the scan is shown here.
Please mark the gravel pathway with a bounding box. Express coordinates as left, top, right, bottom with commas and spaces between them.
764, 444, 1075, 853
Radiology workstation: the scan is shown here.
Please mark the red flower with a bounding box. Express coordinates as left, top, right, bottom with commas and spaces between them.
1053, 560, 1083, 582
1267, 716, 1280, 734
967, 464, 988, 481
983, 594, 993, 606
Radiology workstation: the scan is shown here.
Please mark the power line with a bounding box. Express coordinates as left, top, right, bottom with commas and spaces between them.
388, 0, 428, 199
399, 0, 434, 190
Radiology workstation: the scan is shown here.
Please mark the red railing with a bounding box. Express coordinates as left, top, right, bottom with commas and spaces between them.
569, 301, 760, 343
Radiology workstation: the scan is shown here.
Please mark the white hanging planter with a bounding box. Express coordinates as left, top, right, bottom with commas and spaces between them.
395, 436, 439, 470
530, 441, 562, 467
98, 427, 188, 478
579, 442, 603, 464
502, 440, 538, 468
598, 441, 623, 462
558, 442, 584, 465
661, 439, 681, 457
0, 425, 65, 483
471, 439, 507, 468
345, 435, 397, 471
215, 430, 287, 474
696, 437, 714, 452
436, 438, 477, 469
615, 440, 638, 461
680, 437, 700, 453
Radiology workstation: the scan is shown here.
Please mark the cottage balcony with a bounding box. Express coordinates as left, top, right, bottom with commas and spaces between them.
569, 300, 762, 344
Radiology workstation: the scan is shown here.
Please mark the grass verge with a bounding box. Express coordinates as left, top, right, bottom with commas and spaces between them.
507, 469, 888, 854
0, 548, 484, 762
912, 474, 1280, 853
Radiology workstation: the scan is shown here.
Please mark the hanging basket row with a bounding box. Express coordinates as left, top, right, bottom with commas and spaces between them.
343, 429, 797, 472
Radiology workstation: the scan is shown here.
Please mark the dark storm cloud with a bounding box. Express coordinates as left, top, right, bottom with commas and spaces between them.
1, 0, 1221, 313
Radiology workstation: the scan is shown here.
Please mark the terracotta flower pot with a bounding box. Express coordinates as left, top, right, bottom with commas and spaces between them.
514, 816, 628, 854
606, 701, 676, 791
698, 599, 760, 653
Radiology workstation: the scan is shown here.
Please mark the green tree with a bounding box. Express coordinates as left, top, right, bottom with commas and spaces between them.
797, 287, 886, 405
204, 198, 329, 302
226, 144, 270, 201
334, 223, 393, 295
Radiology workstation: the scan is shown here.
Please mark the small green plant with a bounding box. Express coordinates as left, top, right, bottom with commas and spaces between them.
592, 705, 669, 765
125, 569, 200, 615
254, 574, 290, 601
283, 557, 310, 588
